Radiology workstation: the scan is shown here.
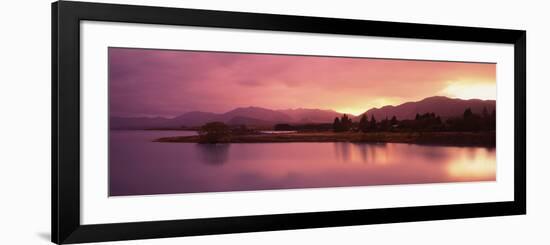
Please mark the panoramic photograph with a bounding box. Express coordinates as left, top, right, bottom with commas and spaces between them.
108, 47, 497, 196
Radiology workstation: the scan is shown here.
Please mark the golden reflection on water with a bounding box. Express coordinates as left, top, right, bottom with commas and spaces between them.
334, 143, 393, 165
333, 143, 495, 181
445, 148, 496, 180
110, 130, 497, 195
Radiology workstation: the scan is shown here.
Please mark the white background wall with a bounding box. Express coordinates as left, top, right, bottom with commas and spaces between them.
0, 0, 547, 244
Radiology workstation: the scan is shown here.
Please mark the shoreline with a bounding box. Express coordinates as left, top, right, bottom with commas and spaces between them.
154, 131, 496, 147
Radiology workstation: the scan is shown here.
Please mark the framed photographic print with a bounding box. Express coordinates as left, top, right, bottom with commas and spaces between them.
52, 1, 526, 244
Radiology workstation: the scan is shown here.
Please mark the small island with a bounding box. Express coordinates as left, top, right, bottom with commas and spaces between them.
155, 108, 496, 147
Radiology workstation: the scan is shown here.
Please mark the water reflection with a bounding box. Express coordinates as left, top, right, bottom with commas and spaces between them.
109, 130, 497, 196
446, 148, 496, 180
195, 144, 230, 165
334, 143, 396, 165
333, 142, 351, 162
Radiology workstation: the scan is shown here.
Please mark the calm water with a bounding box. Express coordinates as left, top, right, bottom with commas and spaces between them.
109, 130, 496, 196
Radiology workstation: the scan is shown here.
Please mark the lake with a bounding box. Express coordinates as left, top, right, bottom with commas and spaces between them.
109, 130, 496, 196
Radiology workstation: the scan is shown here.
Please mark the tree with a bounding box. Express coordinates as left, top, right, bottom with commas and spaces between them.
463, 108, 474, 119
341, 114, 352, 131
359, 114, 368, 132
461, 108, 480, 131
232, 125, 250, 135
482, 106, 489, 119
480, 107, 490, 130
435, 116, 442, 124
333, 117, 342, 132
274, 123, 293, 131
198, 122, 230, 143
369, 115, 377, 131
391, 116, 398, 125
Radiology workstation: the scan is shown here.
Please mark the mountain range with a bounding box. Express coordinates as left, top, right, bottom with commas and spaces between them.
363, 96, 495, 120
110, 96, 496, 129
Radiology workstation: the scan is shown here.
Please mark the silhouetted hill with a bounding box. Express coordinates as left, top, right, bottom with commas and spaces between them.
226, 116, 274, 126
277, 108, 341, 123
110, 96, 496, 129
360, 96, 496, 120
170, 111, 221, 127
221, 106, 292, 123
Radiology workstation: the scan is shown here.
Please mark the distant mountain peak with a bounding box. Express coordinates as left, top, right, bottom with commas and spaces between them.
228, 106, 272, 112
111, 96, 496, 129
423, 95, 450, 100
421, 95, 494, 102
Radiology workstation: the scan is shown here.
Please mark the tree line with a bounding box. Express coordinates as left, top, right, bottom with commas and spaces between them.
200, 107, 497, 143
198, 122, 260, 143
330, 107, 495, 133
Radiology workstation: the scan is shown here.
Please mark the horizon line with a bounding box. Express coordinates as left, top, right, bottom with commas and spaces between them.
111, 95, 496, 119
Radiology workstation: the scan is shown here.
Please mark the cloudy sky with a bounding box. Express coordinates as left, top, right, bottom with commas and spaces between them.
109, 47, 496, 117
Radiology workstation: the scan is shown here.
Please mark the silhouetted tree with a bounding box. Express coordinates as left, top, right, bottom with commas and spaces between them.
333, 117, 343, 132
464, 108, 481, 131
369, 115, 377, 131
359, 114, 368, 132
274, 124, 293, 131
463, 108, 474, 119
409, 112, 443, 131
380, 116, 391, 131
482, 107, 489, 119
232, 125, 256, 135
341, 114, 352, 131
445, 108, 484, 132
479, 107, 490, 130
391, 116, 398, 125
198, 122, 230, 143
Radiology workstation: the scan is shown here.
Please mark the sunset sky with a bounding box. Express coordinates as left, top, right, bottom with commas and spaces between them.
109, 48, 496, 117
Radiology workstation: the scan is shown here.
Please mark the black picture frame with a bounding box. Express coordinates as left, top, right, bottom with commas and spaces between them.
52, 1, 526, 244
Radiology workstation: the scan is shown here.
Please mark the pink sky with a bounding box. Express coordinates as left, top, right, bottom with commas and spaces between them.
109, 48, 496, 117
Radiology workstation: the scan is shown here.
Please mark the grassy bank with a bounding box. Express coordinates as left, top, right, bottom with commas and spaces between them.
154, 131, 495, 146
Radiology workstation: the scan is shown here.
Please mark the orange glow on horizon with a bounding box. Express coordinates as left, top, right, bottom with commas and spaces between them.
109, 48, 497, 117
439, 81, 496, 101
334, 97, 404, 115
